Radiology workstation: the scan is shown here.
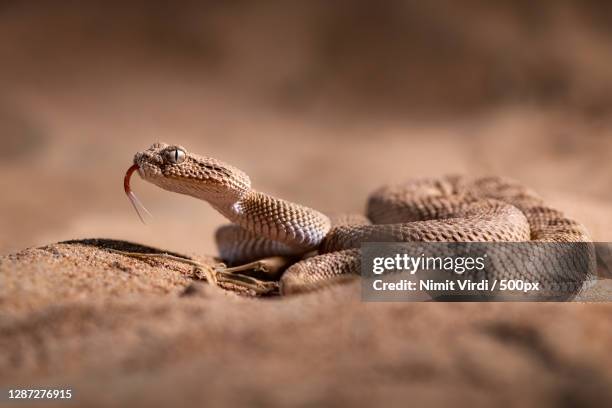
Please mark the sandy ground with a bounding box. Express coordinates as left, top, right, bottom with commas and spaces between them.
1, 3, 612, 407
1, 241, 612, 407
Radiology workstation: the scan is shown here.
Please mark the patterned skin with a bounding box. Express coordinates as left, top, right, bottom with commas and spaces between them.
128, 143, 594, 297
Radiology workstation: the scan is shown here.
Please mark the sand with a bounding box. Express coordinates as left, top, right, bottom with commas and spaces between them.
2, 240, 612, 407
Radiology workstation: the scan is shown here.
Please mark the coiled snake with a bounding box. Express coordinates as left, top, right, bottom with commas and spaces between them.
122, 143, 594, 298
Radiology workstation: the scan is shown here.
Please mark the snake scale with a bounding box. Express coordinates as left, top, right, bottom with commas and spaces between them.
125, 143, 594, 298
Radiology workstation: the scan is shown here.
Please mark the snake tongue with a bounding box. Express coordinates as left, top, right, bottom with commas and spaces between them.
124, 164, 153, 224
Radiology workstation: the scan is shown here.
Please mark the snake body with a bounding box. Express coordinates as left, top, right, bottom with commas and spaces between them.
131, 143, 594, 297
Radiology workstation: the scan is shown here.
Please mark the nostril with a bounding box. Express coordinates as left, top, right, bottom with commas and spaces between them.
135, 151, 164, 167
134, 152, 147, 164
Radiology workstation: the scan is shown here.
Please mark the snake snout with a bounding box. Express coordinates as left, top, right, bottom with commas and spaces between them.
134, 151, 154, 165
133, 151, 164, 176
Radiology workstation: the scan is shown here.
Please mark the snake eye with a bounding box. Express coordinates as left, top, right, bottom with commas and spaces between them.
165, 148, 186, 164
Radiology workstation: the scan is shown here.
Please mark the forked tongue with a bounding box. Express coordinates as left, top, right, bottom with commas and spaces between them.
124, 164, 153, 224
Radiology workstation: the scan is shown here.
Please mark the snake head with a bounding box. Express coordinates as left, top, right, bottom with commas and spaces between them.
132, 142, 251, 204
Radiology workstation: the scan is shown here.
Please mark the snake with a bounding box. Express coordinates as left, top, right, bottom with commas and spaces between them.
124, 142, 595, 298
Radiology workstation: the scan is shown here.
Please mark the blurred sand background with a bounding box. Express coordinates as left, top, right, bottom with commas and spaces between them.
0, 1, 611, 406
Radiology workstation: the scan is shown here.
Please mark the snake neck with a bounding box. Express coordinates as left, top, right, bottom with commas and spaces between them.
212, 190, 331, 250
